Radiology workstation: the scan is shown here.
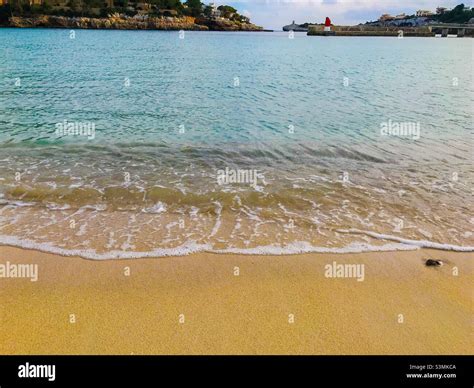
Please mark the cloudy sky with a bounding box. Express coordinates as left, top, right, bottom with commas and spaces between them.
213, 0, 466, 30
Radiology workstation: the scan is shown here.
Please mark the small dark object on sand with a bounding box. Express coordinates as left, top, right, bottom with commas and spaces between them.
425, 259, 443, 267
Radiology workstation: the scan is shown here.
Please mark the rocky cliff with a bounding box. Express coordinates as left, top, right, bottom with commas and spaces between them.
195, 17, 263, 31
5, 15, 262, 31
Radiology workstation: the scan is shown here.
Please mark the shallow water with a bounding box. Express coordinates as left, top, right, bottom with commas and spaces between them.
0, 29, 472, 258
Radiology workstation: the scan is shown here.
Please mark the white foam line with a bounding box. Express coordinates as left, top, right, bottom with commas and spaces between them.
0, 235, 212, 260
213, 241, 418, 255
0, 230, 472, 261
337, 228, 474, 252
0, 235, 417, 260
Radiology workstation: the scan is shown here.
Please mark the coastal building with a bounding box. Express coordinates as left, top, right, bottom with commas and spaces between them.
436, 7, 448, 15
378, 13, 408, 25
377, 12, 435, 27
379, 14, 394, 22
416, 10, 434, 17
209, 3, 221, 18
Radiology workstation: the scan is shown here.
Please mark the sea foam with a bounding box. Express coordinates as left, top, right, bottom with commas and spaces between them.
0, 231, 472, 261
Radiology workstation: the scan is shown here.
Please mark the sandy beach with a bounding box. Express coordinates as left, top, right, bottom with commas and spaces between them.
0, 245, 471, 355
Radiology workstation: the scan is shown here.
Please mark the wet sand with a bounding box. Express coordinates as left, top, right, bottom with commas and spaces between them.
0, 245, 472, 355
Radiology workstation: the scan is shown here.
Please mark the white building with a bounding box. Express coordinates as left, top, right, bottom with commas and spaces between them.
436, 7, 448, 15
416, 10, 434, 17
209, 2, 221, 18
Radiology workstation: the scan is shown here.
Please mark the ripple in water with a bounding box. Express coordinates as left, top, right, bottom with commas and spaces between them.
0, 31, 472, 258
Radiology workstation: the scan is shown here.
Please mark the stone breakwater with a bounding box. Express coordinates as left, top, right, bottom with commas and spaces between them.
4, 15, 263, 31
308, 24, 474, 37
308, 25, 435, 37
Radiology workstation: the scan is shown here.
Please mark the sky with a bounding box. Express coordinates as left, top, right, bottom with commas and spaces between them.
213, 0, 470, 30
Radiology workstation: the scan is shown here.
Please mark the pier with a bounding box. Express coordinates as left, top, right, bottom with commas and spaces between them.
428, 24, 474, 37
308, 24, 474, 37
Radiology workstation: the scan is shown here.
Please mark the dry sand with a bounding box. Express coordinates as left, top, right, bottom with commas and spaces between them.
0, 245, 472, 354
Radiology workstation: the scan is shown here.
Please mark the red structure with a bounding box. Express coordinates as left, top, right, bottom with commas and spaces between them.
325, 17, 332, 27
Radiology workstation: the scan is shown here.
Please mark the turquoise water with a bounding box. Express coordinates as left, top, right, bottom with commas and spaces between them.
0, 29, 472, 258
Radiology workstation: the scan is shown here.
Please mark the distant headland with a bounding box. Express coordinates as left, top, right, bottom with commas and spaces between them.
0, 0, 263, 31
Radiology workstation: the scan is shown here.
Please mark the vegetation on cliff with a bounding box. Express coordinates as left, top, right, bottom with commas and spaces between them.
383, 4, 474, 24
435, 4, 474, 23
0, 0, 260, 30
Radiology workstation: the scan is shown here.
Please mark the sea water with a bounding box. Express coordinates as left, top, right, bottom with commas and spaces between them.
0, 29, 472, 258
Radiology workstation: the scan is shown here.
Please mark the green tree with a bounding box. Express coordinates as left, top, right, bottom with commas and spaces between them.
184, 0, 201, 17
40, 1, 52, 13
439, 3, 474, 23
68, 0, 81, 13
217, 5, 236, 14
0, 4, 13, 22
9, 0, 30, 15
203, 4, 212, 17
217, 5, 240, 20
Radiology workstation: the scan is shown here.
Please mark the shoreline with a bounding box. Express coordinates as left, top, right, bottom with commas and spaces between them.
0, 245, 472, 354
0, 233, 473, 261
0, 15, 264, 31
0, 26, 271, 32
